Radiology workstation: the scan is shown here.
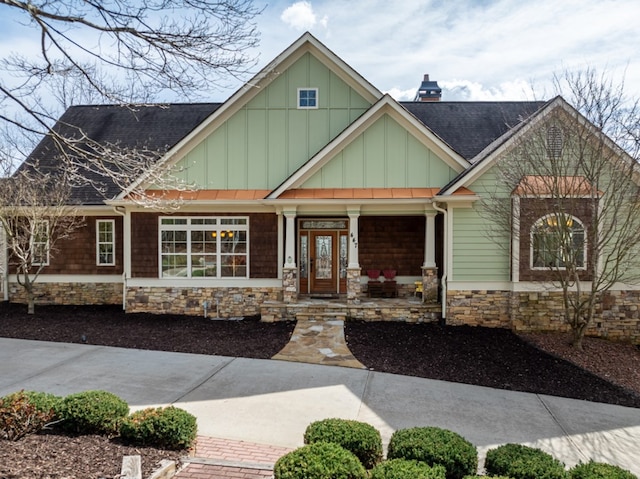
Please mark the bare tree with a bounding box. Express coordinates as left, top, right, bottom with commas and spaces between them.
0, 165, 84, 313
0, 0, 261, 197
482, 69, 640, 350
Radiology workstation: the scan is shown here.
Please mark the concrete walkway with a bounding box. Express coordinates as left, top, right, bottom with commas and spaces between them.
1, 337, 640, 476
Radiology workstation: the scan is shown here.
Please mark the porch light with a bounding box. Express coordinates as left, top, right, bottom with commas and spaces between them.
211, 232, 217, 238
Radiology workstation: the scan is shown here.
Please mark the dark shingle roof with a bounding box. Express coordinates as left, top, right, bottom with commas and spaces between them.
20, 100, 547, 205
401, 101, 547, 161
21, 103, 221, 204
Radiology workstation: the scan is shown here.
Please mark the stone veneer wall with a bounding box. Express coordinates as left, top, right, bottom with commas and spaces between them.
447, 289, 640, 343
9, 282, 122, 305
126, 286, 282, 317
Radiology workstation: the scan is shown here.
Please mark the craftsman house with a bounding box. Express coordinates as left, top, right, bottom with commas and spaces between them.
2, 33, 640, 340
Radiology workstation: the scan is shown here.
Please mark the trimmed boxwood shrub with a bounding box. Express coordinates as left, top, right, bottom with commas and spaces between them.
120, 406, 197, 449
484, 444, 568, 479
570, 461, 637, 479
387, 427, 478, 479
57, 390, 129, 435
304, 418, 383, 468
463, 476, 514, 479
370, 458, 447, 479
274, 442, 367, 479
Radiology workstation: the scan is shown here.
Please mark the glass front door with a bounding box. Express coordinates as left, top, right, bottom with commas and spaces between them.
310, 231, 337, 293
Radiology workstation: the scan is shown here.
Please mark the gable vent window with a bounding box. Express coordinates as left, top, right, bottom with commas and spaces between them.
298, 88, 318, 109
546, 125, 564, 159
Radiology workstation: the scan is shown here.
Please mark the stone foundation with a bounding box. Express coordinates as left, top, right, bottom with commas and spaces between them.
421, 267, 438, 302
126, 286, 282, 317
447, 289, 640, 343
346, 268, 361, 303
282, 268, 297, 303
260, 299, 441, 323
9, 282, 122, 305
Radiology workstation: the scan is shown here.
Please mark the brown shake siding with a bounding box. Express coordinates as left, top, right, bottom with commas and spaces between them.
9, 216, 123, 275
358, 216, 426, 276
130, 212, 278, 278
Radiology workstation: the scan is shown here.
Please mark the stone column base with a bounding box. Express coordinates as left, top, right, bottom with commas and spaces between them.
347, 267, 362, 304
282, 267, 298, 303
422, 267, 438, 302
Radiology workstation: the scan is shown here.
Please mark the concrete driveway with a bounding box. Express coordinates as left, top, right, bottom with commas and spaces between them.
1, 337, 639, 473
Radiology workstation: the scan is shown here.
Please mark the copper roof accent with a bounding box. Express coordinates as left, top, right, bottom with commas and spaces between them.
451, 186, 475, 195
512, 176, 602, 196
138, 189, 271, 201
277, 188, 441, 199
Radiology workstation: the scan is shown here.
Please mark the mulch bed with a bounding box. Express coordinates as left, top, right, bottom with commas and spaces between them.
345, 320, 640, 408
0, 302, 296, 358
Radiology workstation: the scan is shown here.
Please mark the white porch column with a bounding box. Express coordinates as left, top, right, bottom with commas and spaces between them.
276, 210, 284, 279
284, 209, 297, 268
424, 212, 436, 268
347, 209, 360, 268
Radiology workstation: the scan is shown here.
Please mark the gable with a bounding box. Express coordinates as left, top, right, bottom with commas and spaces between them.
166, 52, 373, 191
300, 113, 460, 189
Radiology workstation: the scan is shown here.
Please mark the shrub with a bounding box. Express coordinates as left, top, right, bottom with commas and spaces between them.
120, 406, 197, 449
570, 461, 637, 479
463, 476, 514, 479
370, 458, 447, 479
273, 441, 367, 479
57, 390, 129, 435
0, 391, 56, 440
3, 390, 62, 418
304, 418, 383, 468
484, 444, 568, 479
387, 427, 478, 479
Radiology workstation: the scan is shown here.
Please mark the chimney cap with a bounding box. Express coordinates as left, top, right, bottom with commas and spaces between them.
414, 73, 442, 102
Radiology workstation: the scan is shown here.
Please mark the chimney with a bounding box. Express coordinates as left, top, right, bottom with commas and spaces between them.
414, 73, 442, 102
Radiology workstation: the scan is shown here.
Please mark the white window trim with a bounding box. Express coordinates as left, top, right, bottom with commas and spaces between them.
530, 214, 587, 271
158, 216, 250, 279
96, 219, 116, 266
297, 88, 318, 109
31, 220, 50, 266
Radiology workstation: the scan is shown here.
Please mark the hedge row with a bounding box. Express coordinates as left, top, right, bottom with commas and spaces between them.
273, 419, 637, 479
0, 389, 196, 449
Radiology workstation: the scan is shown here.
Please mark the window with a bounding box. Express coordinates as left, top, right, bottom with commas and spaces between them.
159, 217, 248, 278
298, 88, 318, 109
96, 220, 115, 266
31, 221, 49, 266
531, 214, 585, 269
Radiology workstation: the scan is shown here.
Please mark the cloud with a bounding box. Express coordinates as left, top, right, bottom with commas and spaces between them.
281, 1, 319, 31
440, 79, 535, 102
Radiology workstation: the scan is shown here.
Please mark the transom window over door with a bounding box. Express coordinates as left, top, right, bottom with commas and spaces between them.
531, 214, 585, 269
159, 217, 248, 278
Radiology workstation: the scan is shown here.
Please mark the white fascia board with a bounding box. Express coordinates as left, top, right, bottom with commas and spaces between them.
118, 32, 383, 199
269, 95, 468, 199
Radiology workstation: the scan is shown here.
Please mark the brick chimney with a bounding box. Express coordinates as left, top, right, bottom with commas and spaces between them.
414, 74, 442, 102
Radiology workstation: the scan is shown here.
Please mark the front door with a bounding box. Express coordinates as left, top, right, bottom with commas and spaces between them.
309, 231, 337, 294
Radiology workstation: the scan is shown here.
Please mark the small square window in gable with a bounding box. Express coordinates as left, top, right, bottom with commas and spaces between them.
298, 88, 318, 109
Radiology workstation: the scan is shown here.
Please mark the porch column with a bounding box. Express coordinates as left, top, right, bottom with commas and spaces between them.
424, 212, 436, 268
282, 209, 297, 303
347, 209, 361, 304
422, 211, 438, 303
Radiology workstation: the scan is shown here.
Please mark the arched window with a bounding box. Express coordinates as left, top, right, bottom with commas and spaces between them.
531, 214, 585, 269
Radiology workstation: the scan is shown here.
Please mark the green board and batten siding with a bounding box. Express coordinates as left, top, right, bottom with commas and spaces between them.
301, 114, 459, 188
451, 166, 511, 281
171, 52, 371, 190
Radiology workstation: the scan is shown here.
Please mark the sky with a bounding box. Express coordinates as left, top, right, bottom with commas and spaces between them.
0, 0, 639, 105
246, 0, 640, 102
